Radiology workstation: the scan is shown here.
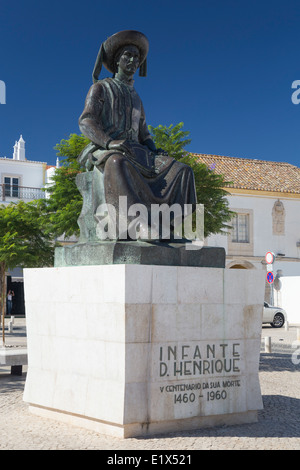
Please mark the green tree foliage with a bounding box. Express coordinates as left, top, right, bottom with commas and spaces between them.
148, 122, 191, 160
0, 200, 54, 343
41, 134, 89, 237
149, 122, 234, 237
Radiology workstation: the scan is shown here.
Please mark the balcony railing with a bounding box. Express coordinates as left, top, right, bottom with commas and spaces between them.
0, 184, 45, 201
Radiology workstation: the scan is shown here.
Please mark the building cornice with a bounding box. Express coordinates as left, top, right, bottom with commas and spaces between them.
0, 158, 47, 166
226, 254, 300, 263
227, 187, 300, 199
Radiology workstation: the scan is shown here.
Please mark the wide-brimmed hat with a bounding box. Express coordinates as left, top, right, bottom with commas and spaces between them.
92, 30, 149, 83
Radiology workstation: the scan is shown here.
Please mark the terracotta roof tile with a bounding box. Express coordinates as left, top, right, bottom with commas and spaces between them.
191, 153, 300, 194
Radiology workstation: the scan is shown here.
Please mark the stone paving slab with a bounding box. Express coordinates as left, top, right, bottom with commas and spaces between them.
0, 320, 299, 450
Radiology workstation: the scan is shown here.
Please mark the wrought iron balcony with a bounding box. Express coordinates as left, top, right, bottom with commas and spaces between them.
0, 184, 45, 201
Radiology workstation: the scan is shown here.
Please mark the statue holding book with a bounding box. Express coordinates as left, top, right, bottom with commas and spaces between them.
77, 30, 197, 241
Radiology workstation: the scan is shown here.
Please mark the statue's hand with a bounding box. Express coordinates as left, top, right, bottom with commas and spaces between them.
156, 147, 168, 156
108, 139, 135, 158
143, 138, 157, 153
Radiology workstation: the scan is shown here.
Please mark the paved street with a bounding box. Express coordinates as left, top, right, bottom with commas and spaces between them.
0, 318, 299, 450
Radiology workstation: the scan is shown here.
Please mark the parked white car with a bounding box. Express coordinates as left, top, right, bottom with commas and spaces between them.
263, 302, 286, 328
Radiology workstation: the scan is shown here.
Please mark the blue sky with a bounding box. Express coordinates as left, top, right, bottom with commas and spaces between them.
1, 0, 300, 167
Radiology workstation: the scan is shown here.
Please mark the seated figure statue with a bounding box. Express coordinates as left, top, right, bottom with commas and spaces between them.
77, 30, 197, 241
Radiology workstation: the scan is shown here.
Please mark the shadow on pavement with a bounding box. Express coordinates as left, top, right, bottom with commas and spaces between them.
260, 352, 299, 372
0, 372, 26, 393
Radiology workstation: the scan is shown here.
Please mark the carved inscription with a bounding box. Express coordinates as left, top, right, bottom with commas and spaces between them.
159, 342, 241, 378
159, 379, 241, 404
157, 342, 243, 408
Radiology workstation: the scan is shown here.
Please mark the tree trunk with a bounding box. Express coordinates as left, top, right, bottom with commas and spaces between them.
0, 262, 6, 346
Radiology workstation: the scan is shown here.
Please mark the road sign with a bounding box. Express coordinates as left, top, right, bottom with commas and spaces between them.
266, 271, 274, 284
265, 251, 275, 264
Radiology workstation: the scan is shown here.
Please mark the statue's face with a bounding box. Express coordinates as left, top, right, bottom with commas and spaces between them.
117, 45, 140, 76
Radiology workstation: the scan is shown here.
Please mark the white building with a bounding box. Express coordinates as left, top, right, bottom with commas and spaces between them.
195, 153, 300, 324
0, 135, 53, 203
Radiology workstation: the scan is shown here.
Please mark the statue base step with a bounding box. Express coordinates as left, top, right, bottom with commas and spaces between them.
54, 241, 225, 268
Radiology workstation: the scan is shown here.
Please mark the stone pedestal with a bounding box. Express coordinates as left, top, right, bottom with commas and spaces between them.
23, 264, 264, 438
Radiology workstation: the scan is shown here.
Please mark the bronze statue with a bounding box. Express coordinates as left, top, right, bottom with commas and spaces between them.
78, 30, 197, 241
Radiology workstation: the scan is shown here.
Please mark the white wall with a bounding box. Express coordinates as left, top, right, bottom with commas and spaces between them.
230, 193, 300, 259
0, 158, 46, 188
207, 192, 300, 264
281, 276, 300, 324
207, 191, 300, 312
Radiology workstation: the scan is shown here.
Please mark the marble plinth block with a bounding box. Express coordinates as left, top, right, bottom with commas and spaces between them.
23, 264, 265, 438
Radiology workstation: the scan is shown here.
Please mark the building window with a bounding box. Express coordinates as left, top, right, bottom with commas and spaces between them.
4, 177, 19, 198
231, 213, 249, 243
